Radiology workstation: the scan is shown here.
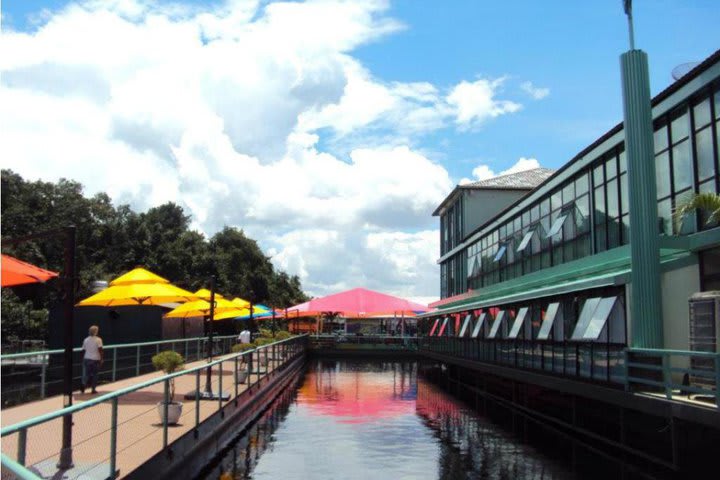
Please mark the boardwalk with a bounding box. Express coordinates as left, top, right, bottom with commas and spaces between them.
1, 351, 288, 479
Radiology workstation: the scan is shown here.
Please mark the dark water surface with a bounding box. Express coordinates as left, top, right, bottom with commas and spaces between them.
199, 359, 580, 480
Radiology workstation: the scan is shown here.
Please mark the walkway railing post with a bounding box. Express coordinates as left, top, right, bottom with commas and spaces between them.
194, 370, 201, 433
716, 355, 720, 408
234, 356, 239, 401
40, 363, 47, 399
623, 349, 630, 391
662, 354, 672, 399
162, 379, 169, 449
109, 397, 118, 479
136, 346, 141, 376
197, 339, 201, 361
17, 428, 26, 466
218, 362, 223, 414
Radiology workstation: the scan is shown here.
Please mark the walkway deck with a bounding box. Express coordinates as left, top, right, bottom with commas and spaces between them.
1, 352, 287, 479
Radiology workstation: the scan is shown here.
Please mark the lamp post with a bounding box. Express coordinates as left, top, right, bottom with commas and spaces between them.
620, 0, 663, 348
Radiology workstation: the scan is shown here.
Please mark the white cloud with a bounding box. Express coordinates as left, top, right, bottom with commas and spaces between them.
0, 0, 541, 298
520, 80, 550, 100
464, 157, 542, 183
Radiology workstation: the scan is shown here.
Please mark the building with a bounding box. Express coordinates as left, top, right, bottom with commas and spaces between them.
424, 49, 720, 380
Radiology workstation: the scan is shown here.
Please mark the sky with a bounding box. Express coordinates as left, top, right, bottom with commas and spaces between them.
1, 0, 718, 304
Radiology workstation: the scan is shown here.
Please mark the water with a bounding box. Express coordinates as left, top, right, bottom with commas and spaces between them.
199, 359, 579, 480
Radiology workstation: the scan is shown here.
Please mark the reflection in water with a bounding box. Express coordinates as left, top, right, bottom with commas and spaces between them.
200, 360, 573, 480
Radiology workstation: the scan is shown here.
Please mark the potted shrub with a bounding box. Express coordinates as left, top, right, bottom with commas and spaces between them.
152, 350, 184, 425
231, 343, 254, 383
253, 337, 272, 367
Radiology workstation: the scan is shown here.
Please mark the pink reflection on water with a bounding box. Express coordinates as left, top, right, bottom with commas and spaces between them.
296, 364, 416, 424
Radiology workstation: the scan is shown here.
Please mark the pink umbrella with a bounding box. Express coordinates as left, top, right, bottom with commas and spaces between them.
286, 287, 428, 317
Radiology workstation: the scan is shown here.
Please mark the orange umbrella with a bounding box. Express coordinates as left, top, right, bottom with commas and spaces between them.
1, 254, 58, 287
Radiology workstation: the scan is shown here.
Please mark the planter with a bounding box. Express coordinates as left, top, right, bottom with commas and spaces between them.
157, 401, 183, 425
236, 370, 248, 384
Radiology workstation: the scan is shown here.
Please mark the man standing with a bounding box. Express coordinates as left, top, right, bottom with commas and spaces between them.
81, 325, 103, 394
239, 328, 251, 345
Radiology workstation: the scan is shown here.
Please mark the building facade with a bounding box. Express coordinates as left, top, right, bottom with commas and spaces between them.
425, 50, 720, 378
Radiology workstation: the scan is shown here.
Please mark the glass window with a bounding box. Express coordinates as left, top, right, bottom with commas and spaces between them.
694, 98, 712, 129
620, 173, 629, 215
594, 186, 606, 219
546, 214, 568, 237
517, 229, 536, 251
471, 313, 487, 338
654, 124, 668, 153
593, 164, 604, 187
513, 216, 521, 232
493, 244, 507, 262
459, 313, 473, 337
575, 174, 589, 195
595, 224, 607, 252
508, 307, 530, 339
658, 198, 672, 235
607, 178, 619, 218
551, 190, 562, 211
522, 210, 530, 228
606, 155, 617, 180
571, 297, 601, 340
576, 195, 590, 232
537, 302, 560, 340
655, 151, 671, 198
540, 199, 550, 217
672, 140, 693, 192
562, 183, 574, 205
608, 218, 621, 249
621, 215, 631, 244
715, 90, 720, 119
671, 109, 689, 143
619, 150, 627, 173
580, 297, 617, 340
488, 311, 506, 339
696, 126, 716, 181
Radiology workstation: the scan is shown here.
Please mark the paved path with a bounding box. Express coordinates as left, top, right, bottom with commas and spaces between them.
1, 350, 286, 479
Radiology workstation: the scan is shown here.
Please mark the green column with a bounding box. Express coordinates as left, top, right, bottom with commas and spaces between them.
620, 49, 663, 348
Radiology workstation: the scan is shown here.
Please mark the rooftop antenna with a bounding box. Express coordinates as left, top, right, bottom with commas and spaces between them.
671, 62, 701, 81
623, 0, 635, 50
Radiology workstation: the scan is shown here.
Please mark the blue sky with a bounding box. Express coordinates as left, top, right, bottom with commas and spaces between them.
1, 0, 718, 300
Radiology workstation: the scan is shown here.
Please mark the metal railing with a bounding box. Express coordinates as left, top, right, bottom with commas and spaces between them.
625, 348, 719, 407
1, 335, 238, 407
420, 336, 627, 384
310, 334, 419, 350
0, 335, 308, 479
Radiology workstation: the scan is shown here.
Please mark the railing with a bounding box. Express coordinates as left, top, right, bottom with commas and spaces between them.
625, 348, 719, 407
310, 334, 419, 350
0, 335, 308, 480
420, 336, 627, 384
1, 335, 238, 407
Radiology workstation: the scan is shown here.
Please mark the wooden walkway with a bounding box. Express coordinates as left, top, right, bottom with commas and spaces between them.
1, 351, 286, 479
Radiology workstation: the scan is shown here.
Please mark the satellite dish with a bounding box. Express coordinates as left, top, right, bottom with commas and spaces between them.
672, 62, 701, 81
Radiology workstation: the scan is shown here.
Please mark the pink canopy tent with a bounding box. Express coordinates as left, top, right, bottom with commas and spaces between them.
286, 287, 428, 318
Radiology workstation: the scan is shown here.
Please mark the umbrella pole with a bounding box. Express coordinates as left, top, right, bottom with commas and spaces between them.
205, 276, 215, 394
58, 226, 76, 469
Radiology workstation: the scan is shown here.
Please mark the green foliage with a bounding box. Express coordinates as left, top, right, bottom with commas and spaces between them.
1, 290, 49, 344
231, 343, 254, 353
1, 169, 310, 341
152, 350, 184, 399
253, 337, 273, 347
274, 331, 292, 341
257, 327, 273, 338
674, 192, 720, 230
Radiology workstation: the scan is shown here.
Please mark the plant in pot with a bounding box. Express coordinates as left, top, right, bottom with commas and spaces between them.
152, 350, 184, 425
253, 337, 272, 367
231, 343, 254, 383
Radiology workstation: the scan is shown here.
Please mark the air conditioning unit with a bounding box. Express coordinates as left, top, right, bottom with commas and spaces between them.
688, 291, 720, 387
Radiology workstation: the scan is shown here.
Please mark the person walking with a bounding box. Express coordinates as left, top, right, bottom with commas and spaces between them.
238, 328, 251, 345
81, 325, 103, 394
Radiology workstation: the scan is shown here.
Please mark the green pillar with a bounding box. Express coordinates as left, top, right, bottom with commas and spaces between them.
620, 49, 663, 348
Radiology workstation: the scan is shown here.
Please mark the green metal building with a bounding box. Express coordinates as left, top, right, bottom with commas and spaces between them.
425, 49, 720, 381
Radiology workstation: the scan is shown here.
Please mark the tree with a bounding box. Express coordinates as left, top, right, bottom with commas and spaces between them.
674, 192, 720, 231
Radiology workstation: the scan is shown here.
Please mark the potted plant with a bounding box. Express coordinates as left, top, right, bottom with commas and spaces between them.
253, 337, 272, 368
231, 343, 254, 383
152, 350, 184, 425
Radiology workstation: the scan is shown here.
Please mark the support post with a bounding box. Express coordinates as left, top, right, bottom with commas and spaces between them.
112, 349, 117, 382
620, 10, 663, 348
58, 226, 76, 470
163, 379, 169, 449
109, 397, 118, 479
18, 429, 27, 466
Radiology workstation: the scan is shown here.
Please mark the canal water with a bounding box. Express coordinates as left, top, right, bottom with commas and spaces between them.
197, 359, 586, 480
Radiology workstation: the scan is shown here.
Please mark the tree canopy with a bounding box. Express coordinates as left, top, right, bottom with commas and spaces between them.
1, 169, 309, 342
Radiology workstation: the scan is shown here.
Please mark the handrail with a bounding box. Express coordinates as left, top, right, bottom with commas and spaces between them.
628, 347, 720, 358
0, 334, 238, 360
0, 335, 307, 437
0, 453, 41, 480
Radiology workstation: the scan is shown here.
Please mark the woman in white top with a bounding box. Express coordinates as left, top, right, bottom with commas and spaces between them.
81, 325, 103, 394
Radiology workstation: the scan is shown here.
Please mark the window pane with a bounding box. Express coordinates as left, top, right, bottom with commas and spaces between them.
547, 213, 568, 237
715, 90, 720, 119
540, 199, 550, 217
696, 126, 716, 181
656, 151, 671, 198
551, 190, 562, 211
607, 178, 619, 218
672, 140, 693, 192
576, 194, 590, 232
694, 98, 712, 129
606, 155, 617, 180
620, 173, 629, 214
575, 173, 589, 195
595, 224, 607, 252
671, 109, 689, 143
621, 215, 631, 244
593, 164, 604, 187
537, 303, 560, 340
594, 186, 606, 221
619, 149, 627, 173
699, 180, 719, 227
654, 124, 668, 153
562, 183, 574, 205
608, 218, 621, 249
658, 198, 672, 235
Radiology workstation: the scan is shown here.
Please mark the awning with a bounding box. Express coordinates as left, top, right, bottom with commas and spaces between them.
422, 245, 693, 317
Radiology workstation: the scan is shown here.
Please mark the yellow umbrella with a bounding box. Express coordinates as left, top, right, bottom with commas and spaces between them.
164, 289, 242, 319
231, 297, 251, 308
77, 282, 197, 306
110, 267, 172, 286
194, 288, 225, 300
